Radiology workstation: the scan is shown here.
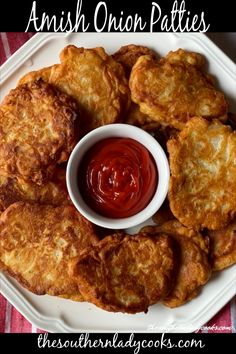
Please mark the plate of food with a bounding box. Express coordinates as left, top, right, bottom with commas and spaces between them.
0, 32, 236, 333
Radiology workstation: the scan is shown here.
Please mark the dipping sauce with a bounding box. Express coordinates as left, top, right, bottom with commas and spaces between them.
79, 138, 158, 218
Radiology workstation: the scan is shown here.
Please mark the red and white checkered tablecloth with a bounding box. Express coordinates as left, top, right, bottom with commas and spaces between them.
0, 32, 235, 333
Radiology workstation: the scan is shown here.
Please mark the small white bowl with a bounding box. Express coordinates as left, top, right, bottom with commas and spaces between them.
66, 124, 169, 229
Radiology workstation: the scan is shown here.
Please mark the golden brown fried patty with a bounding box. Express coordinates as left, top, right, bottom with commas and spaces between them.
168, 117, 236, 230
72, 233, 175, 313
112, 45, 158, 129
0, 80, 78, 184
49, 45, 130, 132
166, 49, 216, 86
207, 220, 236, 271
141, 220, 211, 308
18, 65, 56, 86
0, 168, 69, 213
112, 44, 157, 77
129, 51, 228, 130
0, 202, 98, 297
165, 49, 206, 69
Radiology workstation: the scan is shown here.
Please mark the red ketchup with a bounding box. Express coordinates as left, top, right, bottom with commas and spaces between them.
79, 138, 158, 218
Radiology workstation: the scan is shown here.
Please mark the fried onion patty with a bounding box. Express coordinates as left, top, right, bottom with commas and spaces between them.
0, 168, 70, 213
129, 50, 228, 130
141, 220, 211, 308
0, 80, 78, 184
49, 45, 130, 132
72, 233, 175, 313
168, 117, 236, 230
17, 65, 55, 86
112, 44, 157, 77
0, 202, 98, 297
207, 220, 236, 271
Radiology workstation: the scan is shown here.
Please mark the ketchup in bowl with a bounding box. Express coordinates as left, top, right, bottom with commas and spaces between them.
79, 137, 158, 218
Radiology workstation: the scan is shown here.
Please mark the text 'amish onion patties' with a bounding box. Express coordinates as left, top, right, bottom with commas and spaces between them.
0, 80, 78, 184
0, 202, 98, 299
141, 220, 211, 308
168, 117, 236, 230
129, 50, 228, 130
71, 233, 175, 313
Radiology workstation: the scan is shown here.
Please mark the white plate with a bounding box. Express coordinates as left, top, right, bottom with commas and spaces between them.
0, 33, 236, 333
